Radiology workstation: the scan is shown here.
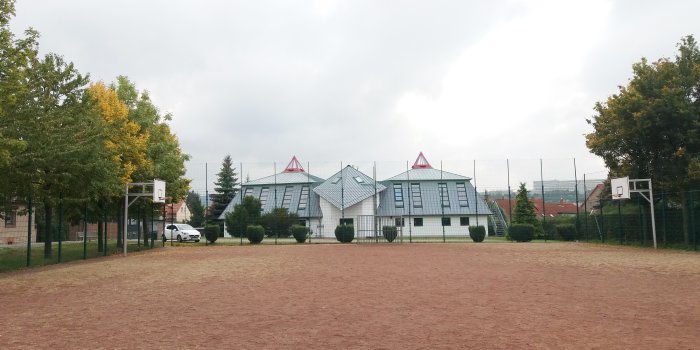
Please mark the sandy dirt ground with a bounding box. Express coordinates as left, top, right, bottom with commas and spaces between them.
1, 243, 700, 349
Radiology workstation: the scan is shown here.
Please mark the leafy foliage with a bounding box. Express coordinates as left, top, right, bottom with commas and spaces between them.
291, 224, 309, 243
246, 225, 265, 244
204, 224, 219, 243
225, 196, 262, 237
556, 224, 578, 241
508, 224, 534, 242
382, 226, 398, 242
260, 208, 299, 237
335, 225, 354, 243
586, 35, 700, 243
469, 225, 486, 242
186, 191, 205, 227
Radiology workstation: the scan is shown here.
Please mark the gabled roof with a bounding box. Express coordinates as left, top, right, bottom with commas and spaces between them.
244, 172, 324, 186
313, 165, 386, 209
385, 168, 470, 181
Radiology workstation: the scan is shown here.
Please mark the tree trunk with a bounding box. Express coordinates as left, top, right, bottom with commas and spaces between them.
97, 218, 104, 253
141, 207, 149, 246
681, 191, 690, 245
43, 201, 52, 258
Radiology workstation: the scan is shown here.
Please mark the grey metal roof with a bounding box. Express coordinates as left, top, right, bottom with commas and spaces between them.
385, 168, 471, 181
313, 165, 386, 209
376, 179, 491, 216
218, 183, 322, 220
244, 171, 325, 186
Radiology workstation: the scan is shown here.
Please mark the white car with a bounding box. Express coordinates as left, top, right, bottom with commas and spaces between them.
163, 224, 201, 242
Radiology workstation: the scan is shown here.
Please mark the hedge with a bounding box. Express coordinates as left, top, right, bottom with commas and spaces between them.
335, 225, 354, 243
247, 225, 265, 244
508, 224, 534, 242
469, 225, 486, 242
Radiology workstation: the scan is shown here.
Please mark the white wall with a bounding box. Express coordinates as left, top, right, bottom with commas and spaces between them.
380, 215, 490, 237
317, 197, 376, 238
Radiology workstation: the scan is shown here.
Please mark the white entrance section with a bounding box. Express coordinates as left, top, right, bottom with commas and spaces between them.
611, 177, 657, 249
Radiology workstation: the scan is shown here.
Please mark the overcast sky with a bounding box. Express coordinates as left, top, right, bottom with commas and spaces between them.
11, 0, 700, 193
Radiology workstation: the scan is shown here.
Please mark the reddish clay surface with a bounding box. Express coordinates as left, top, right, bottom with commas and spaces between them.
1, 243, 700, 349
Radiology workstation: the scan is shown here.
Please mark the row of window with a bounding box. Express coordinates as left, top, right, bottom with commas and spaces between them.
395, 217, 469, 227
393, 183, 470, 209
243, 185, 311, 211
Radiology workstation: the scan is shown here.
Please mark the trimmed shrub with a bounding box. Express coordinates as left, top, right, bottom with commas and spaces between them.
508, 224, 534, 242
204, 224, 220, 243
247, 225, 265, 244
469, 225, 486, 242
292, 224, 309, 243
382, 226, 398, 242
557, 224, 578, 241
335, 225, 354, 243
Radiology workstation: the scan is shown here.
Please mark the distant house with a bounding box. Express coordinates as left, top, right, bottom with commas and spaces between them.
219, 156, 325, 234
0, 203, 34, 245
582, 183, 606, 213
494, 198, 578, 221
313, 165, 386, 238
219, 153, 493, 239
377, 152, 492, 236
164, 201, 191, 223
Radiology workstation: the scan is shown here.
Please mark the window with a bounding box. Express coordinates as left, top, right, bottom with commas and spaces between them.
441, 217, 451, 226
410, 183, 422, 208
4, 211, 16, 228
456, 183, 469, 207
331, 177, 341, 184
259, 187, 270, 206
393, 184, 404, 208
438, 183, 450, 207
298, 219, 307, 227
395, 218, 405, 227
243, 187, 254, 198
298, 186, 309, 210
354, 176, 364, 184
413, 218, 423, 227
281, 186, 293, 208
460, 217, 470, 226
339, 218, 354, 226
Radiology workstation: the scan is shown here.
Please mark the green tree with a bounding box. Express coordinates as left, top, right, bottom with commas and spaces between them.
260, 208, 299, 237
186, 191, 205, 227
512, 183, 537, 225
208, 155, 238, 222
586, 35, 700, 244
225, 195, 262, 237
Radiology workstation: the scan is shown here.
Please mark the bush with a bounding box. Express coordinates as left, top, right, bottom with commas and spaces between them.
508, 224, 534, 242
204, 224, 220, 243
335, 225, 354, 243
247, 225, 265, 244
382, 226, 398, 242
557, 224, 578, 241
292, 224, 309, 243
469, 225, 486, 242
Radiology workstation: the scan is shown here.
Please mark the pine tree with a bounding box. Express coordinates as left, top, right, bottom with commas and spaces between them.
208, 155, 238, 221
512, 183, 537, 225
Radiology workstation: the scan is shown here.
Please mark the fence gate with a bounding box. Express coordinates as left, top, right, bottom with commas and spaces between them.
356, 215, 403, 243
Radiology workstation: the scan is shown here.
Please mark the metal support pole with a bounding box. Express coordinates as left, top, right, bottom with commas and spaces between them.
507, 159, 512, 224
540, 159, 546, 242
58, 193, 63, 262
124, 184, 128, 256
618, 200, 623, 245
574, 158, 580, 235
26, 194, 32, 267
83, 202, 88, 260
649, 181, 657, 249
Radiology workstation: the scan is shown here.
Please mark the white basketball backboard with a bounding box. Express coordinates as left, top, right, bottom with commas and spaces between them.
611, 177, 629, 200
153, 180, 166, 203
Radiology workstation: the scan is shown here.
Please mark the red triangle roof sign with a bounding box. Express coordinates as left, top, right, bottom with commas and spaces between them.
283, 156, 305, 173
412, 152, 433, 169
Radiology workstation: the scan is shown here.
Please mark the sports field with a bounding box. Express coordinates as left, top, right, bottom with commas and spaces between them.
1, 243, 699, 349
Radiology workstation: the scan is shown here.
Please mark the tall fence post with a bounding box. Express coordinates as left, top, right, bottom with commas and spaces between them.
58, 193, 63, 262
692, 191, 697, 251
26, 193, 32, 267
83, 202, 88, 260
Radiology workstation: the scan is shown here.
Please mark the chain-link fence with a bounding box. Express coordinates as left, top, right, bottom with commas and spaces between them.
0, 194, 170, 273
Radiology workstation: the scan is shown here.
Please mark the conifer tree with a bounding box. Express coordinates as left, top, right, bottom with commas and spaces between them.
208, 155, 238, 222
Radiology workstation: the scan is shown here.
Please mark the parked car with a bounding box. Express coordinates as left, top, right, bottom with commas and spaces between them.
163, 223, 201, 242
